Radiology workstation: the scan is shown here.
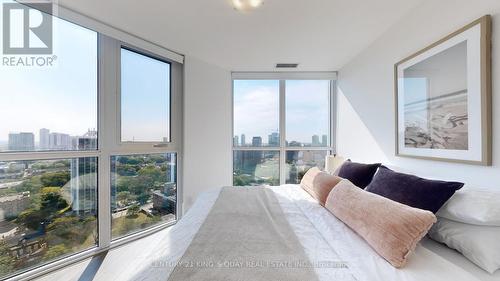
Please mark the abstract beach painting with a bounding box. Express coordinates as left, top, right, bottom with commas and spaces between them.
395, 16, 491, 165
403, 42, 468, 151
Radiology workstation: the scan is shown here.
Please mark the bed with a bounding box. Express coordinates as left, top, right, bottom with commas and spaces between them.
120, 185, 495, 281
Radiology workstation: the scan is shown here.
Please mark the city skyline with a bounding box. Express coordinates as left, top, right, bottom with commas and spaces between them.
4, 128, 97, 151
233, 80, 330, 145
0, 13, 98, 144
233, 132, 329, 147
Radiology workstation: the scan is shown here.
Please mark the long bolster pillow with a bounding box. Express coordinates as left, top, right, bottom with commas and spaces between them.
325, 179, 437, 268
300, 167, 342, 206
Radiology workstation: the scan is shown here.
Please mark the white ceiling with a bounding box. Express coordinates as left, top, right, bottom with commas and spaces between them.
59, 0, 424, 71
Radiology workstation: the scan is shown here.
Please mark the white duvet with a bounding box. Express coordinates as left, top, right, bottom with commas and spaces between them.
121, 185, 482, 281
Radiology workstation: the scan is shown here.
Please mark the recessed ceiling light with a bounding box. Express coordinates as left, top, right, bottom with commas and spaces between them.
232, 0, 264, 11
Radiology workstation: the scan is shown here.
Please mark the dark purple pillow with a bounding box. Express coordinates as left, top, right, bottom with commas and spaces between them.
337, 161, 381, 188
365, 166, 463, 213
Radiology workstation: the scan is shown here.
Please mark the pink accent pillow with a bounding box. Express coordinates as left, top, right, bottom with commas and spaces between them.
325, 180, 436, 268
300, 167, 342, 206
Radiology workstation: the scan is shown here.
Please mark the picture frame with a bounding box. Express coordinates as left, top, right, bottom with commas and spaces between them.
394, 15, 492, 165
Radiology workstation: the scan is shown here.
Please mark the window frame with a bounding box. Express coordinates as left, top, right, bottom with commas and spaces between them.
118, 45, 173, 145
109, 152, 178, 240
0, 4, 184, 281
231, 72, 337, 185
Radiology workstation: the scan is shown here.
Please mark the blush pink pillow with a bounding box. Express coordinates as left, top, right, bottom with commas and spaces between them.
300, 167, 342, 206
325, 180, 436, 268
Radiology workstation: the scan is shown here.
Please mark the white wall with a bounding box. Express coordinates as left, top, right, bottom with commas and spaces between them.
337, 0, 500, 187
183, 56, 232, 212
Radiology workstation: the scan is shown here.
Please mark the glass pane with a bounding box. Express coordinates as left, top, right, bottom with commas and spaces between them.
286, 80, 330, 147
286, 150, 328, 184
0, 14, 98, 152
233, 151, 279, 186
0, 158, 97, 279
233, 80, 279, 147
111, 153, 176, 239
121, 48, 170, 143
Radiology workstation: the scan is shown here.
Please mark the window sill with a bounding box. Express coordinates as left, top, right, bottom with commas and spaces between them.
6, 220, 177, 281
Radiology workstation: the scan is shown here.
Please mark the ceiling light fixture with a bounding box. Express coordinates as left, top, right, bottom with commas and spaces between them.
232, 0, 264, 11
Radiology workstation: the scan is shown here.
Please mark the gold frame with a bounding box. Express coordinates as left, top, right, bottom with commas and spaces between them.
394, 15, 492, 166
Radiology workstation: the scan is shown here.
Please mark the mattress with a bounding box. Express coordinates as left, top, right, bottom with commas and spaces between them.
119, 185, 490, 281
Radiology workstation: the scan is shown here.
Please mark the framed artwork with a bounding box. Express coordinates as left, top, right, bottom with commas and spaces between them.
395, 15, 492, 165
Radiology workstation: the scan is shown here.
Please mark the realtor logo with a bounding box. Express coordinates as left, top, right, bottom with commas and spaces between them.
2, 1, 53, 55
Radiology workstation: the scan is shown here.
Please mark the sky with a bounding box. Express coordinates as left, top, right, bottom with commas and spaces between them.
0, 2, 170, 145
121, 48, 170, 142
233, 80, 330, 145
233, 80, 279, 144
0, 6, 98, 143
285, 80, 330, 144
0, 1, 326, 146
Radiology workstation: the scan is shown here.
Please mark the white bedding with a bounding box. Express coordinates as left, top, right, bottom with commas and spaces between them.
421, 238, 500, 281
121, 185, 486, 281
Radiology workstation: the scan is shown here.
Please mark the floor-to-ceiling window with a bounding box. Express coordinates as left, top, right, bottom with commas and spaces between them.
0, 2, 183, 279
232, 74, 336, 186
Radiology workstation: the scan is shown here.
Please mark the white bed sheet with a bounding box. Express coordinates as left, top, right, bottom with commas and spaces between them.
120, 185, 486, 281
277, 184, 484, 281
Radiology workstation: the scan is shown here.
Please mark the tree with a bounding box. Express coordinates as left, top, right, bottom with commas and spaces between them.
116, 191, 132, 204
14, 175, 43, 194
53, 160, 70, 169
117, 156, 142, 165
126, 204, 141, 217
136, 193, 150, 205
116, 177, 131, 193
139, 165, 162, 181
16, 208, 44, 230
149, 155, 166, 164
137, 165, 164, 190
16, 187, 68, 231
43, 244, 70, 261
40, 187, 69, 214
116, 164, 138, 176
47, 216, 89, 244
41, 171, 70, 188
0, 240, 15, 276
233, 173, 253, 186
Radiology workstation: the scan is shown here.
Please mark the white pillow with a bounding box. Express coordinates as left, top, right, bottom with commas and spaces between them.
436, 188, 500, 226
428, 217, 500, 274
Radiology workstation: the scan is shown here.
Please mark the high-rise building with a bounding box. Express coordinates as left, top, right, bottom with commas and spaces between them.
252, 136, 262, 147
70, 129, 98, 214
39, 128, 50, 150
322, 134, 328, 147
288, 141, 302, 147
312, 135, 320, 146
165, 153, 176, 184
49, 132, 72, 150
76, 129, 97, 150
70, 157, 97, 215
268, 132, 279, 146
8, 132, 35, 151
241, 134, 246, 146
233, 135, 239, 146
